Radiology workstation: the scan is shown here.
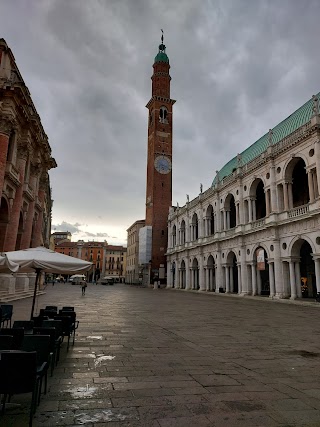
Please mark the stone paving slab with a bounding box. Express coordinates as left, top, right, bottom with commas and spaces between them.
2, 283, 320, 425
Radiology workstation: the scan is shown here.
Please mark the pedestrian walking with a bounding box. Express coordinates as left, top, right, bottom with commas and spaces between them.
81, 279, 87, 295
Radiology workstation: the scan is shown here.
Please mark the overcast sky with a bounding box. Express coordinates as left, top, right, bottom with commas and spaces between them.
2, 0, 320, 245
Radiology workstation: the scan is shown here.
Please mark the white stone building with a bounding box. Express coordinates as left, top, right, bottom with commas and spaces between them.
166, 94, 320, 299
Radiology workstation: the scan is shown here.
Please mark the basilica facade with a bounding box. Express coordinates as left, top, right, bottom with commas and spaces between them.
166, 94, 320, 299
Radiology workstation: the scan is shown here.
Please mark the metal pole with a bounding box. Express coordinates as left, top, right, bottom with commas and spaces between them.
30, 268, 41, 320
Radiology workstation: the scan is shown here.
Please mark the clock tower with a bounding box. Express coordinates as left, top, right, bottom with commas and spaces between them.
145, 33, 176, 281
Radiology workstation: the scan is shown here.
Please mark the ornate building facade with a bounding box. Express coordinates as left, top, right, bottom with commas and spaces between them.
0, 38, 56, 252
167, 94, 320, 299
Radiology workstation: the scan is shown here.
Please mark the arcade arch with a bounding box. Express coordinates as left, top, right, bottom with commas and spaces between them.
225, 251, 238, 293
206, 255, 215, 291
191, 258, 199, 290
224, 194, 236, 229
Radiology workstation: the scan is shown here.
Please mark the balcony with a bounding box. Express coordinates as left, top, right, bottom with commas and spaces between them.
288, 204, 309, 218
251, 218, 266, 229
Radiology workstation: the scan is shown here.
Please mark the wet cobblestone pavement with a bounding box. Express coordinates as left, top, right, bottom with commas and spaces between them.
2, 283, 320, 426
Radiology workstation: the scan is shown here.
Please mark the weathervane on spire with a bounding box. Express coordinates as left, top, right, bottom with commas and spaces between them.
161, 29, 164, 43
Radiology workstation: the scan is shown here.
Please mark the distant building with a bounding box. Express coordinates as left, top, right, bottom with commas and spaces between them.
126, 219, 145, 284
0, 38, 56, 252
54, 237, 127, 282
103, 245, 127, 280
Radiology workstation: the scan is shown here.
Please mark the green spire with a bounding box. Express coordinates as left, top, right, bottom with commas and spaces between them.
154, 30, 169, 64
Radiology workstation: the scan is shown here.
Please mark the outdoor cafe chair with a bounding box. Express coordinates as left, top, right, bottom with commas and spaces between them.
0, 305, 13, 328
42, 320, 63, 364
13, 320, 34, 334
0, 335, 13, 350
53, 315, 77, 351
33, 327, 57, 375
61, 306, 74, 311
44, 306, 58, 312
0, 350, 38, 427
0, 328, 24, 349
20, 334, 51, 404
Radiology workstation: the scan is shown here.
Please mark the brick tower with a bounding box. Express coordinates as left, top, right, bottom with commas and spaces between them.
144, 32, 176, 282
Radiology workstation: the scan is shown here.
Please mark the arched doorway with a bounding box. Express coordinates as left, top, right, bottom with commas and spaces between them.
0, 197, 9, 251
206, 255, 215, 291
254, 247, 270, 295
291, 239, 316, 298
192, 258, 199, 290
226, 252, 238, 293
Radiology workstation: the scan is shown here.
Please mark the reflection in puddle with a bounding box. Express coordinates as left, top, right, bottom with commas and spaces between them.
94, 355, 115, 367
86, 336, 103, 340
76, 410, 131, 424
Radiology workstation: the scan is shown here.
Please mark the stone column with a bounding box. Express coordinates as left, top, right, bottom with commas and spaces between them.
226, 210, 230, 229
251, 263, 257, 295
166, 261, 172, 288
216, 252, 223, 293
248, 199, 252, 222
4, 142, 29, 251
237, 263, 242, 294
225, 266, 230, 293
314, 140, 320, 197
252, 199, 257, 221
265, 190, 270, 216
236, 204, 239, 225
288, 182, 293, 210
32, 188, 45, 247
240, 249, 247, 295
199, 258, 205, 290
274, 240, 285, 297
270, 164, 277, 212
230, 266, 234, 292
314, 258, 320, 293
269, 262, 275, 297
295, 261, 302, 298
0, 117, 14, 201
223, 211, 227, 230
283, 182, 289, 211
308, 170, 315, 203
185, 258, 190, 290
289, 261, 297, 299
205, 267, 210, 290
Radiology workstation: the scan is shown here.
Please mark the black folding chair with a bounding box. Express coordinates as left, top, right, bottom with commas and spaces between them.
0, 335, 13, 350
61, 306, 74, 311
0, 350, 38, 427
21, 334, 51, 404
33, 327, 56, 375
42, 319, 63, 364
0, 305, 13, 327
0, 328, 24, 349
13, 320, 34, 334
54, 315, 78, 351
44, 306, 58, 312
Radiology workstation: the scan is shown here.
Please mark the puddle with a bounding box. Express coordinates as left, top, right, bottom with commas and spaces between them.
94, 355, 116, 367
86, 336, 103, 340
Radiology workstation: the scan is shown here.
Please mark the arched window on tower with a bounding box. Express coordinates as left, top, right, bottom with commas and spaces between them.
159, 106, 168, 124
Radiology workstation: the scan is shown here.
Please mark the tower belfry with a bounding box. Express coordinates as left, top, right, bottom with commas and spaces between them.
141, 32, 176, 284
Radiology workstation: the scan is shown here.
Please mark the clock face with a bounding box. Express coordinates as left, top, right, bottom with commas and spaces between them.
154, 155, 172, 174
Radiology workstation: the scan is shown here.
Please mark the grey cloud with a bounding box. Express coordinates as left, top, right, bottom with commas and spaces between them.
3, 0, 320, 241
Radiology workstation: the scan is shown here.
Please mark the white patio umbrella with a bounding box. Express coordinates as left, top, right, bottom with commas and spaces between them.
3, 246, 92, 319
0, 254, 19, 273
